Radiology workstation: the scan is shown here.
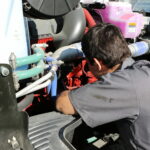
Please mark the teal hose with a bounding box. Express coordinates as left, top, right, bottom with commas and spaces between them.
16, 47, 45, 67
16, 60, 45, 80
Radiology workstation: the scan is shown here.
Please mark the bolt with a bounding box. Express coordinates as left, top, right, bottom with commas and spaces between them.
9, 53, 16, 70
8, 136, 21, 150
1, 66, 10, 76
23, 2, 31, 11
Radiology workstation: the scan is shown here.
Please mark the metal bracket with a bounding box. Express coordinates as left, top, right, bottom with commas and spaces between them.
0, 64, 33, 150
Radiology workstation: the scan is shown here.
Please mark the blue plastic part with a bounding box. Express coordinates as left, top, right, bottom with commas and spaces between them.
130, 41, 149, 57
45, 56, 56, 62
45, 56, 58, 99
51, 73, 57, 99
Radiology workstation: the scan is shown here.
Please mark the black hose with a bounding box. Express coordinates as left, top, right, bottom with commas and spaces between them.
53, 4, 86, 49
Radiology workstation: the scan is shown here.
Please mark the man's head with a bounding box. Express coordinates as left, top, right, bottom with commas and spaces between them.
81, 23, 131, 78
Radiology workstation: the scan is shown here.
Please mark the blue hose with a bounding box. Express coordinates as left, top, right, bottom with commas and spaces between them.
46, 56, 58, 100
47, 83, 51, 94
129, 41, 149, 57
45, 57, 56, 62
51, 73, 57, 100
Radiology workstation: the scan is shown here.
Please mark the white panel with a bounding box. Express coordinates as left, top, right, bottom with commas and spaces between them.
0, 0, 28, 64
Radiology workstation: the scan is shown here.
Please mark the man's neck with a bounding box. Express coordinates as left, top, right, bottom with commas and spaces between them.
107, 64, 121, 73
99, 64, 121, 76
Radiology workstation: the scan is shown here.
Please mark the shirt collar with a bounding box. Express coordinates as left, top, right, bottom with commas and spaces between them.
120, 57, 135, 70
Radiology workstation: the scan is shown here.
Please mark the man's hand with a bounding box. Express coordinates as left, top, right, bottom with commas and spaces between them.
56, 90, 77, 115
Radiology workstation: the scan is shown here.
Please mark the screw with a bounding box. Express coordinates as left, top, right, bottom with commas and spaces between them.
1, 66, 10, 76
8, 136, 21, 150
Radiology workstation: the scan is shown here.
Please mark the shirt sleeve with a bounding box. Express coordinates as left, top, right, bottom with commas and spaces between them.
68, 70, 139, 128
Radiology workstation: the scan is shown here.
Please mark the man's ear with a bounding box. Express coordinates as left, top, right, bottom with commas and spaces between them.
93, 58, 102, 71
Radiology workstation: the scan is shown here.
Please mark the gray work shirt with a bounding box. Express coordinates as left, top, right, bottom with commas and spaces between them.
69, 57, 150, 150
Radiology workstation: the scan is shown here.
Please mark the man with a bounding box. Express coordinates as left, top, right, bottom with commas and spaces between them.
56, 23, 150, 149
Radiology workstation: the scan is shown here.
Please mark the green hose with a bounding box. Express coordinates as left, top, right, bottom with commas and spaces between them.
16, 60, 45, 80
16, 47, 45, 68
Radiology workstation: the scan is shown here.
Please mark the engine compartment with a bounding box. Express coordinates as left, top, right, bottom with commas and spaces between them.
1, 0, 150, 149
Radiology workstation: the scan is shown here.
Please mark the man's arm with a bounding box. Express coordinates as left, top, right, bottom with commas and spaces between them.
56, 90, 77, 115
57, 70, 139, 128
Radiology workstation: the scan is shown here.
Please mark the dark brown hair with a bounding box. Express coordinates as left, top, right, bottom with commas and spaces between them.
81, 23, 131, 68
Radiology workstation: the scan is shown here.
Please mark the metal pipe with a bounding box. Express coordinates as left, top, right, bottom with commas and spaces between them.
15, 60, 45, 80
